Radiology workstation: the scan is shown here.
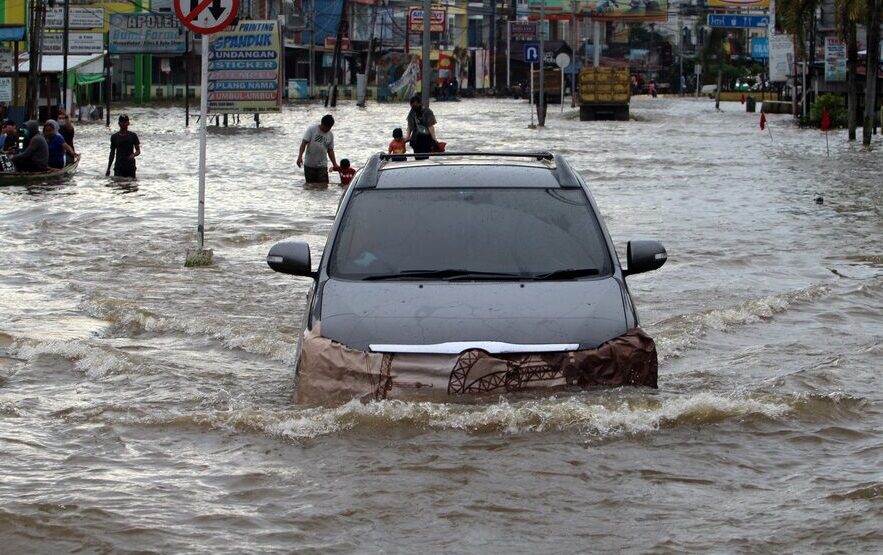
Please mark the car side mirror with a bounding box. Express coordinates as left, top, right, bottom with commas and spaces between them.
623, 240, 667, 277
266, 241, 315, 278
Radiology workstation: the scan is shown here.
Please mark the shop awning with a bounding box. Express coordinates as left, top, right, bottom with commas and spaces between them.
74, 73, 105, 86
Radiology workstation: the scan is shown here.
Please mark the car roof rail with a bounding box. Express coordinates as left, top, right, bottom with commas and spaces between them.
550, 154, 582, 188
377, 151, 554, 162
357, 151, 580, 190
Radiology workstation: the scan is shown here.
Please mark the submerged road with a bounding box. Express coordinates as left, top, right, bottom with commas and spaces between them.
1, 98, 881, 553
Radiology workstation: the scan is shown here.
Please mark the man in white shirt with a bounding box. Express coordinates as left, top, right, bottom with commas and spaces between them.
297, 114, 340, 186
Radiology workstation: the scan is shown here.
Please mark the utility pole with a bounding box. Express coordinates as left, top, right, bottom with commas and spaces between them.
489, 0, 496, 90
421, 0, 431, 106
357, 0, 379, 107
326, 0, 348, 107
61, 0, 70, 113
570, 0, 578, 108
309, 0, 315, 98
26, 0, 47, 121
537, 0, 545, 126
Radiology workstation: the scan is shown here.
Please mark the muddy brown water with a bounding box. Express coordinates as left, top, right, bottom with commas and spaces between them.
1, 98, 881, 553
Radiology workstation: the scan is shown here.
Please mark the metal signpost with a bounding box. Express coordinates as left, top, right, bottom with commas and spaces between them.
524, 42, 539, 127
556, 53, 570, 112
174, 0, 240, 267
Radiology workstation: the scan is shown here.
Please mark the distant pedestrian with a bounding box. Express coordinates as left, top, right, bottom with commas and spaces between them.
106, 114, 140, 178
57, 110, 75, 151
680, 74, 687, 96
649, 80, 658, 98
404, 94, 437, 156
297, 114, 339, 186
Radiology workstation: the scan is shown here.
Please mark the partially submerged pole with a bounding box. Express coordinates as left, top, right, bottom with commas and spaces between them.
62, 0, 70, 112
421, 0, 431, 106
537, 0, 545, 126
185, 34, 213, 267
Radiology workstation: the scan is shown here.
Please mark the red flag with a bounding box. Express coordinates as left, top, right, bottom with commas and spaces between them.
821, 108, 831, 132
741, 94, 746, 104
760, 112, 766, 131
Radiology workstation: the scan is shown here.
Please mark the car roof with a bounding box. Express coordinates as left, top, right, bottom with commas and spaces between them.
354, 152, 583, 190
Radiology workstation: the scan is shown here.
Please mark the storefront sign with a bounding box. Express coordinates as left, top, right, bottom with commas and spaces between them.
46, 7, 105, 29
509, 22, 538, 41
40, 32, 105, 54
408, 8, 446, 33
751, 37, 769, 59
208, 20, 283, 114
0, 47, 12, 72
108, 14, 186, 54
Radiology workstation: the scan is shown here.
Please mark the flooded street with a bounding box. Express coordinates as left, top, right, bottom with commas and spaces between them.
1, 97, 881, 553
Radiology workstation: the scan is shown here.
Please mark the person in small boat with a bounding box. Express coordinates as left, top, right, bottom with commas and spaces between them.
10, 120, 48, 172
57, 110, 75, 151
43, 120, 76, 169
0, 120, 18, 155
106, 114, 140, 178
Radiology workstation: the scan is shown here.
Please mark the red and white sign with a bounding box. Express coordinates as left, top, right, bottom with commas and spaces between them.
408, 8, 446, 33
174, 0, 240, 34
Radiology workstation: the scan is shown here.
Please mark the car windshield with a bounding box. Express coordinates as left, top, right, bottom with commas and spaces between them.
329, 187, 613, 280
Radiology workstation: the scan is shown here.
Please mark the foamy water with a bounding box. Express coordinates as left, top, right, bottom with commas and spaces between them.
1, 98, 882, 553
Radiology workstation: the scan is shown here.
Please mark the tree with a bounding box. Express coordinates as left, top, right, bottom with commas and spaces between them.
777, 0, 822, 117
862, 0, 881, 145
836, 0, 862, 140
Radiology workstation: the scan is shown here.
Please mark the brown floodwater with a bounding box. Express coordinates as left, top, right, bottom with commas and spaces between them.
1, 98, 881, 553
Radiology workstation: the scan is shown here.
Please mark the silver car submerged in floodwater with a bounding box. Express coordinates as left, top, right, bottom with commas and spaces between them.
267, 152, 667, 405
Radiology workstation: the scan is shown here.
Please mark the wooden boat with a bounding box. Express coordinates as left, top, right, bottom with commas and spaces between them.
0, 154, 80, 185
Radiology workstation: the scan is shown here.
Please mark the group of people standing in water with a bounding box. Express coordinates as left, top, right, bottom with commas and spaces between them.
296, 94, 440, 187
0, 112, 140, 178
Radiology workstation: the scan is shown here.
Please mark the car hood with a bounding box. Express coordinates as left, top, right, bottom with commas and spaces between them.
318, 278, 629, 352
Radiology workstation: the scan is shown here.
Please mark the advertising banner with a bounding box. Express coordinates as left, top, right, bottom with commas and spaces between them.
824, 37, 846, 81
528, 0, 668, 22
0, 47, 12, 72
109, 14, 186, 54
707, 0, 770, 7
40, 32, 105, 54
408, 8, 446, 33
751, 37, 769, 59
46, 7, 105, 29
768, 34, 793, 82
208, 20, 283, 114
0, 77, 11, 103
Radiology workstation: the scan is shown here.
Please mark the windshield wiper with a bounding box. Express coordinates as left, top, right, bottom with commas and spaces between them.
363, 269, 526, 281
528, 268, 600, 280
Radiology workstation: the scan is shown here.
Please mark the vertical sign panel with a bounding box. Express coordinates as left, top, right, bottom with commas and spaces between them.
207, 20, 283, 114
824, 37, 846, 82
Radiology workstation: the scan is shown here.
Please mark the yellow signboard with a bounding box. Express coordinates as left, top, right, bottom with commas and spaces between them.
706, 0, 770, 8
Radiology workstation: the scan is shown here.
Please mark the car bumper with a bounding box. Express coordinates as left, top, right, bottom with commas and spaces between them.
295, 325, 658, 406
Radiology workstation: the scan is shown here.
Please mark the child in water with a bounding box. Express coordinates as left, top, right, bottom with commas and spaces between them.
388, 128, 407, 156
335, 158, 356, 186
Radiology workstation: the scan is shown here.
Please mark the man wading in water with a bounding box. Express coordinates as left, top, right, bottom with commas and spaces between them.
404, 94, 437, 158
106, 114, 140, 178
297, 114, 339, 187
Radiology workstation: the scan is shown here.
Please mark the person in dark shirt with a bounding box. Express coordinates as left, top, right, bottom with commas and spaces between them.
57, 110, 75, 152
404, 94, 438, 156
106, 114, 140, 178
11, 121, 48, 172
43, 120, 76, 169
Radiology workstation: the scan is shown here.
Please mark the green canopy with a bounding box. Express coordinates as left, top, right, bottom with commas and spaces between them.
74, 73, 105, 86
